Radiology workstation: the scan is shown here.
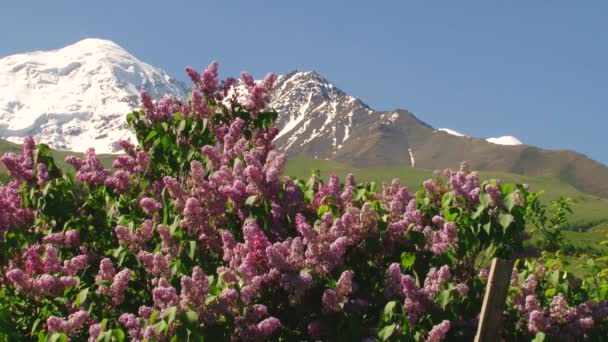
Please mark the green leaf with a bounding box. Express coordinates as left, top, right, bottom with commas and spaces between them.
162, 306, 178, 324
31, 318, 42, 336
441, 191, 454, 208
444, 207, 461, 222
187, 240, 196, 260
547, 270, 560, 286
503, 192, 517, 212
354, 188, 367, 202
177, 119, 187, 133
181, 309, 199, 329
479, 193, 490, 209
48, 333, 68, 342
75, 288, 89, 307
383, 301, 397, 322
400, 252, 416, 271
483, 220, 493, 235
145, 130, 158, 143
498, 213, 514, 230
161, 134, 172, 150
532, 332, 546, 342
500, 183, 516, 196
317, 205, 331, 217
378, 324, 396, 341
245, 195, 257, 207
111, 329, 126, 342
438, 288, 452, 309
304, 189, 315, 203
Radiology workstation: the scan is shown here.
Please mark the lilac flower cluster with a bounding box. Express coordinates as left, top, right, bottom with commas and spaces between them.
6, 245, 87, 298
0, 180, 34, 237
0, 136, 36, 183
446, 161, 481, 204
386, 264, 452, 324
95, 258, 132, 305
104, 139, 150, 193
140, 91, 181, 122
114, 220, 155, 252
240, 71, 277, 113
322, 270, 355, 313
426, 320, 451, 342
41, 229, 80, 247
424, 216, 458, 254
509, 264, 608, 339
65, 148, 112, 186
295, 205, 378, 275
46, 310, 89, 335
0, 136, 43, 236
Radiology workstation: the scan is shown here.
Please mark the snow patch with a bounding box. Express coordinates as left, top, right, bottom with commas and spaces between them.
486, 136, 523, 146
408, 148, 415, 168
437, 128, 466, 137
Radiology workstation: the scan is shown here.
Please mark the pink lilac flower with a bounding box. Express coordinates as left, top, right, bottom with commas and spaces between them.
139, 197, 162, 216
0, 136, 36, 182
455, 283, 469, 296
322, 289, 340, 313
385, 263, 405, 300
256, 317, 281, 339
446, 162, 480, 204
110, 269, 132, 305
65, 148, 111, 186
46, 310, 89, 335
105, 170, 131, 193
180, 266, 209, 312
88, 323, 102, 342
485, 183, 502, 207
426, 320, 451, 342
200, 61, 219, 97
153, 278, 179, 309
119, 313, 143, 341
36, 163, 49, 185
528, 310, 551, 334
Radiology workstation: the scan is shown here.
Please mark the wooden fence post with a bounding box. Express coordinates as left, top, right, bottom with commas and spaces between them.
474, 258, 514, 342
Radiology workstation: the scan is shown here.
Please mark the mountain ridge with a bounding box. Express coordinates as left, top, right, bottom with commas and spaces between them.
1, 39, 607, 198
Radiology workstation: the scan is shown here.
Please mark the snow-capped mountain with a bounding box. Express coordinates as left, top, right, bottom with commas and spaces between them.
1, 39, 608, 197
0, 38, 187, 152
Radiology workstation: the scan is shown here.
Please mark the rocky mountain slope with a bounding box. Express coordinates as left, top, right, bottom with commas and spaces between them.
1, 39, 607, 197
268, 71, 608, 198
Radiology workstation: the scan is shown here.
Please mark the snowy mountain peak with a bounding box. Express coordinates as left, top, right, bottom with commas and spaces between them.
270, 70, 373, 155
0, 38, 187, 153
59, 38, 125, 53
274, 70, 350, 103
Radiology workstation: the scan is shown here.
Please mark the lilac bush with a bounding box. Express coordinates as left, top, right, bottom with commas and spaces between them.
0, 62, 606, 341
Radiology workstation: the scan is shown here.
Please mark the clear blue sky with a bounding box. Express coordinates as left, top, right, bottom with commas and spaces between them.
1, 1, 607, 164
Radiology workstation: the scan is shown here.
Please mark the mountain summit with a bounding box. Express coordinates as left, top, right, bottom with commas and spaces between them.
0, 38, 187, 152
1, 39, 607, 197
